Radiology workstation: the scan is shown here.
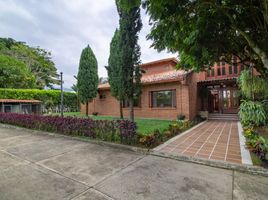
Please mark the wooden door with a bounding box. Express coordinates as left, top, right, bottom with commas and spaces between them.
220, 89, 239, 114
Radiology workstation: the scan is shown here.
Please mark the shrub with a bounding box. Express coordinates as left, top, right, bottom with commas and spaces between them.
0, 113, 137, 145
139, 129, 163, 148
247, 135, 268, 160
177, 114, 185, 120
239, 100, 267, 126
244, 127, 255, 138
139, 119, 195, 148
118, 120, 137, 144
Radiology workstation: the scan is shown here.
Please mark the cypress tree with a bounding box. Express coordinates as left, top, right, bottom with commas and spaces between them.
77, 45, 99, 116
106, 29, 125, 118
116, 0, 142, 121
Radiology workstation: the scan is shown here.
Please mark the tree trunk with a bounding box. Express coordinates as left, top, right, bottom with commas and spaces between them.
119, 100, 124, 119
86, 102, 89, 116
129, 98, 134, 122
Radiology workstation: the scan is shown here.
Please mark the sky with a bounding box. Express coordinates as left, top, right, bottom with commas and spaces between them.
0, 0, 176, 89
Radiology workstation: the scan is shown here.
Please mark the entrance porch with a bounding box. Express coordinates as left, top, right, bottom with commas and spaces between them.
198, 78, 240, 115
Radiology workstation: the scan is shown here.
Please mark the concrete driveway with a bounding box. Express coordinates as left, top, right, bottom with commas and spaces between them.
0, 125, 267, 200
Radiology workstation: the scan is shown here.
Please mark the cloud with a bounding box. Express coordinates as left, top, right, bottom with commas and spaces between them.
0, 0, 176, 88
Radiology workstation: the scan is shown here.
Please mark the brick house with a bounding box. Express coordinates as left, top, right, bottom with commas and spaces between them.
81, 57, 244, 120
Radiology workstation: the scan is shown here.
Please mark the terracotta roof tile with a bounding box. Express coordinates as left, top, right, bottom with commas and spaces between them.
141, 57, 178, 67
0, 99, 42, 103
98, 69, 187, 90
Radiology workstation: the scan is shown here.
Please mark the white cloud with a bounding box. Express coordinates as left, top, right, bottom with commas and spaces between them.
0, 0, 176, 88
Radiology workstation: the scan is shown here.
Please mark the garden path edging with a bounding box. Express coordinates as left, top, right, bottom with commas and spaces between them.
237, 122, 253, 165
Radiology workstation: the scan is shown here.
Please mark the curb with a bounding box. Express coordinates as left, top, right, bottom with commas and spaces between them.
151, 150, 268, 177
0, 123, 150, 155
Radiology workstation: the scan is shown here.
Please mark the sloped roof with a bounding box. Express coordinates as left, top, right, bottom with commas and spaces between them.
98, 69, 187, 90
141, 57, 178, 67
0, 99, 41, 103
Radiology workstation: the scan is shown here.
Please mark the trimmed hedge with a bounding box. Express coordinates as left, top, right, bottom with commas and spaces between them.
0, 88, 77, 110
0, 113, 137, 144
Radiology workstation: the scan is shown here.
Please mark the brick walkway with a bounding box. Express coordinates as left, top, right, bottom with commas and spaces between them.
158, 120, 242, 164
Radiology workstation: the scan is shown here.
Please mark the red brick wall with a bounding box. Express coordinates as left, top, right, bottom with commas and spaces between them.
81, 81, 193, 120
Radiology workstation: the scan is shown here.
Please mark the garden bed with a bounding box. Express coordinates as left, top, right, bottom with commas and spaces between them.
0, 112, 203, 149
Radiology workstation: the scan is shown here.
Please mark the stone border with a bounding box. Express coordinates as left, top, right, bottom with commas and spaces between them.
237, 122, 253, 165
153, 120, 207, 151
151, 150, 268, 177
0, 123, 150, 155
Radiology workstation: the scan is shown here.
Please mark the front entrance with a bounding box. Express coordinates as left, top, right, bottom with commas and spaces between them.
208, 88, 239, 114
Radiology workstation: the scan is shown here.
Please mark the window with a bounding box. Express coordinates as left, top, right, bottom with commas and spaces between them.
151, 90, 176, 108
211, 68, 215, 76
217, 66, 221, 76
22, 104, 31, 114
222, 66, 226, 75
207, 69, 210, 77
99, 93, 106, 100
234, 63, 238, 74
123, 96, 141, 108
4, 105, 12, 113
229, 65, 233, 75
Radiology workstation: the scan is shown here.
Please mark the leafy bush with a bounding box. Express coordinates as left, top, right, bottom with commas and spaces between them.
118, 120, 137, 144
0, 88, 78, 111
139, 119, 195, 148
139, 129, 164, 148
238, 70, 268, 100
239, 100, 267, 126
247, 135, 268, 160
244, 127, 255, 138
0, 113, 137, 145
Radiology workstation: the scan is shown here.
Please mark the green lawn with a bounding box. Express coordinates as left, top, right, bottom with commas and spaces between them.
57, 112, 172, 135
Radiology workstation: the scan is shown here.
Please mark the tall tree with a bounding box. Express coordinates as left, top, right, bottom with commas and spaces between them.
106, 29, 125, 118
116, 0, 142, 121
77, 45, 99, 116
0, 55, 36, 88
0, 38, 59, 88
143, 0, 268, 75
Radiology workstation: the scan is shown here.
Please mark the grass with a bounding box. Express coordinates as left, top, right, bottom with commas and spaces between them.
55, 112, 173, 135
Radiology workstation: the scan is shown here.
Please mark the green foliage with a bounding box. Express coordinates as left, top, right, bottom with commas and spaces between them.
247, 134, 268, 160
0, 55, 36, 88
0, 38, 59, 88
77, 45, 99, 104
0, 88, 77, 110
106, 29, 124, 100
116, 0, 142, 121
139, 119, 195, 148
239, 100, 267, 126
143, 0, 268, 74
239, 70, 268, 100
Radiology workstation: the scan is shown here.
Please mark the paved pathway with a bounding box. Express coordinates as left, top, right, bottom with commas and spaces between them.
0, 125, 267, 200
157, 120, 243, 164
